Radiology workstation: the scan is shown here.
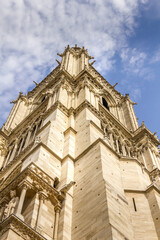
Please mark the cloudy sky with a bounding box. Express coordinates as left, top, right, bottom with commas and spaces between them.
0, 0, 160, 137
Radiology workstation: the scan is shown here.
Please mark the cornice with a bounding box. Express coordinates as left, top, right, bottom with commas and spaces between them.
75, 137, 119, 161
0, 141, 62, 179
36, 121, 51, 135
0, 162, 63, 203
89, 120, 104, 135
124, 183, 160, 195
64, 127, 77, 135
0, 130, 8, 140
119, 157, 150, 175
0, 214, 47, 240
62, 154, 75, 163
133, 125, 159, 146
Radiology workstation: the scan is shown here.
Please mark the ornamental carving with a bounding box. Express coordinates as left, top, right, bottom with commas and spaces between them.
1, 190, 19, 221
0, 137, 7, 157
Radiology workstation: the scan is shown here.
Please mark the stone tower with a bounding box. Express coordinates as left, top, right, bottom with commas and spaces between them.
0, 45, 160, 240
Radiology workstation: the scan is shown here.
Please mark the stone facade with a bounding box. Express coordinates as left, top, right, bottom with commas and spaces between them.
0, 45, 160, 240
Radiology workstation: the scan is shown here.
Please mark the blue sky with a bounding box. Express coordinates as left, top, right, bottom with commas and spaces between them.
0, 0, 159, 138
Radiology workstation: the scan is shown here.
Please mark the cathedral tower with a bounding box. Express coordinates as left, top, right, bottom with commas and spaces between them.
0, 45, 160, 240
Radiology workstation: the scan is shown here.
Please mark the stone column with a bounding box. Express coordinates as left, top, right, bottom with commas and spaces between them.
115, 138, 120, 154
141, 150, 147, 168
47, 94, 53, 110
108, 131, 114, 149
36, 192, 47, 232
152, 151, 160, 169
9, 140, 18, 163
147, 147, 156, 168
31, 124, 39, 141
122, 144, 127, 157
3, 146, 13, 167
17, 136, 26, 155
53, 205, 61, 240
16, 184, 28, 220
156, 153, 160, 168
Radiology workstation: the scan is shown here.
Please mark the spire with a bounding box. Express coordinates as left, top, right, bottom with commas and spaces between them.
57, 45, 94, 76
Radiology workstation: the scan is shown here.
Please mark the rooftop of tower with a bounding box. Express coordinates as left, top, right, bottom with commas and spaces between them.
57, 44, 94, 60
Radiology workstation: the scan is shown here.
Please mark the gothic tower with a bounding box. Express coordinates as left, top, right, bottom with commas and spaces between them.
0, 45, 160, 240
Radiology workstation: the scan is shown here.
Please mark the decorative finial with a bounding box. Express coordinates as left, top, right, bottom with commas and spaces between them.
112, 83, 118, 88
90, 60, 96, 65
56, 59, 61, 65
141, 121, 145, 127
33, 81, 38, 86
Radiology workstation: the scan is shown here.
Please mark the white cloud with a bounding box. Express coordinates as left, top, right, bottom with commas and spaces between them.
0, 0, 148, 125
120, 48, 147, 74
150, 48, 160, 63
130, 88, 142, 101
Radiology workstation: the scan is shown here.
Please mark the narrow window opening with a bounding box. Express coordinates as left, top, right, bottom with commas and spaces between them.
41, 96, 46, 102
102, 97, 109, 111
132, 198, 137, 211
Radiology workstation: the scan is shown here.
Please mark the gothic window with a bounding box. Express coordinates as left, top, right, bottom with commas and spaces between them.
41, 96, 46, 102
102, 97, 109, 111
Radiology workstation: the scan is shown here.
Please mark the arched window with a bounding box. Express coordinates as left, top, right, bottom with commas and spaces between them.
102, 97, 109, 111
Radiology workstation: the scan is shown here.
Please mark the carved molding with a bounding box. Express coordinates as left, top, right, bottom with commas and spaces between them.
0, 214, 46, 240
0, 163, 63, 205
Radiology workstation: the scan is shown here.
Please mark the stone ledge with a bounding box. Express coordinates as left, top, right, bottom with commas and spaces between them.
0, 214, 47, 240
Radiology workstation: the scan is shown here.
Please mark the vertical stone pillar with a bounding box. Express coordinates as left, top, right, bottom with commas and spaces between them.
17, 136, 26, 155
148, 147, 156, 168
122, 144, 127, 157
3, 145, 14, 168
53, 205, 61, 240
47, 94, 53, 110
9, 140, 18, 163
36, 191, 47, 232
152, 151, 160, 169
141, 150, 147, 168
16, 183, 28, 220
115, 137, 120, 154
128, 147, 131, 157
108, 131, 114, 149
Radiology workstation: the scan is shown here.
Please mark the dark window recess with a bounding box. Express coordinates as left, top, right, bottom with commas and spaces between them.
132, 198, 137, 211
41, 96, 46, 102
102, 97, 109, 111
